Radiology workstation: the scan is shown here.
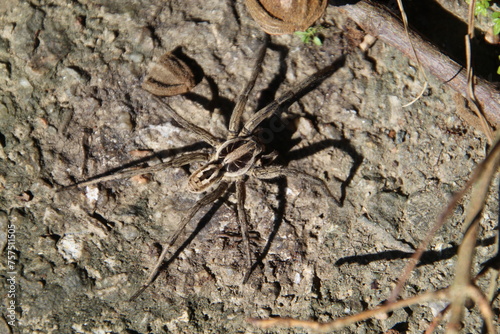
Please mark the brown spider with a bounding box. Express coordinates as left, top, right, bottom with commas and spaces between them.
63, 35, 345, 300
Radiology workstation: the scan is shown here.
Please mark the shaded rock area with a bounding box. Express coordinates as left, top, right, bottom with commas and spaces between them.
0, 1, 496, 333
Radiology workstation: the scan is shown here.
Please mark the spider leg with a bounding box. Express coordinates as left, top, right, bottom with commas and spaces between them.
239, 56, 345, 137
252, 165, 339, 204
130, 181, 229, 300
235, 179, 252, 277
228, 35, 269, 139
59, 151, 210, 191
151, 96, 223, 147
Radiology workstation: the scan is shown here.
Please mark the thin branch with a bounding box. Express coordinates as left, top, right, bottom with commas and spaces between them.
395, 0, 429, 107
340, 1, 500, 129
250, 289, 449, 332
464, 0, 494, 143
388, 134, 500, 303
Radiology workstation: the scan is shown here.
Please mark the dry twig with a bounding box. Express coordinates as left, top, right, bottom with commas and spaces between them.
250, 134, 500, 333
463, 0, 494, 143
340, 1, 500, 129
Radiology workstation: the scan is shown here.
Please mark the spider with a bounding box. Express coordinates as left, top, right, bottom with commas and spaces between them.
63, 35, 345, 300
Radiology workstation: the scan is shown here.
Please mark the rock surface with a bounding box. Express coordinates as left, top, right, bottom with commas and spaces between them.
0, 1, 496, 333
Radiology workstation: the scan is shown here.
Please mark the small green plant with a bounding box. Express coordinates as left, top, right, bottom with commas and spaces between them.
473, 0, 492, 16
492, 11, 500, 35
476, 0, 500, 33
468, 0, 500, 74
470, 0, 500, 34
294, 26, 323, 46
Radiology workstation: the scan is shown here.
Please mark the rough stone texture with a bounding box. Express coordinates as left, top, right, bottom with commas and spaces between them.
0, 1, 497, 333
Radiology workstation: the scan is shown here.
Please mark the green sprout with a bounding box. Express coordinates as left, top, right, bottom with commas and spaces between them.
474, 0, 491, 16
294, 26, 323, 46
470, 0, 499, 34
492, 11, 500, 35
467, 0, 500, 75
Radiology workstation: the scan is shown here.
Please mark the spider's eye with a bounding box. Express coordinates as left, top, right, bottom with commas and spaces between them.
188, 163, 223, 193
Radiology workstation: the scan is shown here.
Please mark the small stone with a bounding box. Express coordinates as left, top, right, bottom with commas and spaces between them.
57, 234, 83, 262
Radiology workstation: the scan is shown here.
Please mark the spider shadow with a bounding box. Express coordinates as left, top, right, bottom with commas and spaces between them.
144, 54, 351, 286
149, 191, 231, 289
180, 41, 290, 127
244, 138, 362, 280
335, 235, 497, 267
245, 177, 288, 281
288, 138, 363, 205
168, 46, 234, 114
240, 56, 357, 279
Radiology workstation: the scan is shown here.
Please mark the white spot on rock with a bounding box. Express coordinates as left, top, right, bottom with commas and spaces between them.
294, 272, 301, 284
85, 186, 99, 203
57, 234, 83, 262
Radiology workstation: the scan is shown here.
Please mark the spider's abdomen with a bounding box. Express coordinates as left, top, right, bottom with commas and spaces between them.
188, 162, 223, 193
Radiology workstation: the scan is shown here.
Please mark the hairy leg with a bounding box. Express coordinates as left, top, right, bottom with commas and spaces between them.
253, 165, 338, 204
239, 56, 345, 137
236, 179, 252, 278
228, 35, 269, 139
152, 96, 223, 147
130, 181, 229, 300
60, 151, 211, 191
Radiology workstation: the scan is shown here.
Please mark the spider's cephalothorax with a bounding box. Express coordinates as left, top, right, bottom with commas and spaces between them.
62, 35, 344, 300
188, 137, 264, 193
